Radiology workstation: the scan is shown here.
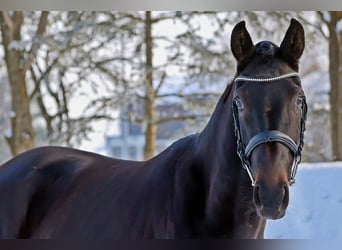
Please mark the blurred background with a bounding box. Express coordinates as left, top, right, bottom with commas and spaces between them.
0, 11, 341, 238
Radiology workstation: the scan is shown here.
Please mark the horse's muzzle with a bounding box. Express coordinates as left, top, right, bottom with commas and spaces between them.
253, 182, 289, 220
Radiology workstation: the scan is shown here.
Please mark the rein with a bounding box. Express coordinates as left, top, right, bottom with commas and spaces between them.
232, 72, 307, 186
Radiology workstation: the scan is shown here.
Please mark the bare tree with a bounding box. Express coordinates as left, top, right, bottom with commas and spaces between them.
0, 11, 49, 155
314, 11, 342, 160
121, 11, 233, 159
4, 11, 313, 161
66, 11, 232, 159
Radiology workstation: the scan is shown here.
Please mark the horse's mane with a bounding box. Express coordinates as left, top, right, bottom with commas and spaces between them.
255, 41, 279, 63
222, 80, 234, 103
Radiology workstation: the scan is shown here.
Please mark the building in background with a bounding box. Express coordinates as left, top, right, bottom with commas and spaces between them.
104, 103, 187, 160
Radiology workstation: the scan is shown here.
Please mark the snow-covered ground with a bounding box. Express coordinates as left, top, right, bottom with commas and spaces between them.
265, 162, 342, 239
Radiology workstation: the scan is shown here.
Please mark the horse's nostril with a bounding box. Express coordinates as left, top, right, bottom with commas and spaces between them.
253, 185, 261, 207
282, 185, 289, 207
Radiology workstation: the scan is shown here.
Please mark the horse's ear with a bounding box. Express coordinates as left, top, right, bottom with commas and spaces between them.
231, 21, 255, 63
279, 19, 305, 69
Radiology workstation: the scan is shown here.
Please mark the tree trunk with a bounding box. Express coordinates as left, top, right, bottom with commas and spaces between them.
143, 11, 157, 160
0, 12, 35, 155
338, 20, 342, 159
328, 11, 342, 160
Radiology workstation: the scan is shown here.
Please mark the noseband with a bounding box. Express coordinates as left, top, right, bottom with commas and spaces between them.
232, 72, 307, 186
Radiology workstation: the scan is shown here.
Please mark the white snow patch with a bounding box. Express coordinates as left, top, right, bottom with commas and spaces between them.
265, 162, 342, 239
313, 102, 330, 111
8, 40, 28, 51
4, 129, 12, 139
323, 12, 331, 22
336, 20, 342, 32
9, 110, 16, 118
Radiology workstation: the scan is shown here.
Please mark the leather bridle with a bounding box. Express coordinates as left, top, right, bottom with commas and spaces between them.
232, 72, 307, 186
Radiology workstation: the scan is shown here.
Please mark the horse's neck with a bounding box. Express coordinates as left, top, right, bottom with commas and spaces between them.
199, 96, 238, 197
196, 95, 265, 238
198, 94, 240, 184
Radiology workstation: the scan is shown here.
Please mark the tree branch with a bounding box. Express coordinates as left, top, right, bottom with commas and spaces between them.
29, 57, 59, 100
154, 71, 167, 96
296, 12, 328, 40
156, 113, 210, 125
1, 11, 14, 37
156, 92, 220, 99
22, 11, 49, 73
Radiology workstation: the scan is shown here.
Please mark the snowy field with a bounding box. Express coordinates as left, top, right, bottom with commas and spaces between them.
265, 162, 342, 239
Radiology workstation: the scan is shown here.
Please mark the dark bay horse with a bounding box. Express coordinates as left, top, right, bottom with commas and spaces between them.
0, 19, 307, 239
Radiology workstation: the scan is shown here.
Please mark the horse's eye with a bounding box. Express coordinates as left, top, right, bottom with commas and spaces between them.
296, 96, 304, 106
234, 98, 244, 110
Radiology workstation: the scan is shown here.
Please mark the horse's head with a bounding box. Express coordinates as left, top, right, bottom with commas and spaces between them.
230, 19, 307, 220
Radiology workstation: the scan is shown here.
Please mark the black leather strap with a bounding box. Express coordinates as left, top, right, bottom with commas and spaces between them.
232, 73, 306, 186
245, 130, 298, 158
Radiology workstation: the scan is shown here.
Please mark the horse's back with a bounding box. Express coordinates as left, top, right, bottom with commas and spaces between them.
0, 146, 155, 238
0, 135, 199, 238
